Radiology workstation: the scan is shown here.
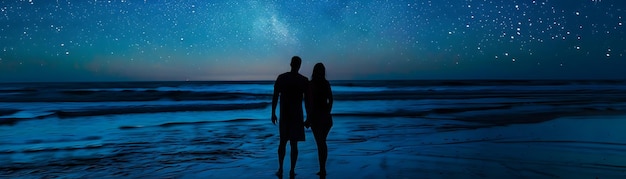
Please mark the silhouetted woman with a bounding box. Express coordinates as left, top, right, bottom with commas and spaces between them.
305, 63, 333, 176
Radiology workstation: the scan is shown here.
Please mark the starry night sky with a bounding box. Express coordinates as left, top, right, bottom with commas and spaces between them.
0, 0, 625, 82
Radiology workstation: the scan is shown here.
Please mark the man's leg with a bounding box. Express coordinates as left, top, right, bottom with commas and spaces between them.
289, 140, 298, 176
277, 139, 288, 175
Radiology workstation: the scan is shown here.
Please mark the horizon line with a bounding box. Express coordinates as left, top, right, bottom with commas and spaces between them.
2, 78, 626, 83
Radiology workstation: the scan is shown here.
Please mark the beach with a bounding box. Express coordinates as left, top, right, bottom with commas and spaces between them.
1, 80, 626, 178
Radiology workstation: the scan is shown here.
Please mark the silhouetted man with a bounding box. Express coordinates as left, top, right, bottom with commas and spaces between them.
272, 56, 309, 177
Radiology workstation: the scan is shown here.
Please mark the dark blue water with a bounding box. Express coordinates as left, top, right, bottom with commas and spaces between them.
1, 80, 626, 178
1, 80, 626, 121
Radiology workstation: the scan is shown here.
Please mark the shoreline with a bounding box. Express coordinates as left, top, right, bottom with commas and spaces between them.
2, 114, 626, 178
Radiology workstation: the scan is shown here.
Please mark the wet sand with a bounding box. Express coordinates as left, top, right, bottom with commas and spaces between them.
2, 112, 626, 178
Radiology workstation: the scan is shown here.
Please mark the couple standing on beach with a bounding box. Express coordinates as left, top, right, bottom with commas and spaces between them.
271, 56, 334, 177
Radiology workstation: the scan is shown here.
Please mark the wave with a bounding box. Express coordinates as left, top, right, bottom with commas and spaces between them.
120, 118, 256, 129
53, 102, 270, 118
2, 90, 270, 102
1, 80, 626, 127
2, 80, 626, 102
0, 102, 270, 126
0, 109, 19, 116
330, 79, 626, 87
0, 81, 275, 102
335, 103, 626, 128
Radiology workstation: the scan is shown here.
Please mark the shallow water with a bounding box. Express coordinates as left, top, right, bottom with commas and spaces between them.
2, 112, 626, 178
1, 80, 626, 178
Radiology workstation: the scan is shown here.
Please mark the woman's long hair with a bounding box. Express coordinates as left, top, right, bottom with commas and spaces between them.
312, 63, 326, 81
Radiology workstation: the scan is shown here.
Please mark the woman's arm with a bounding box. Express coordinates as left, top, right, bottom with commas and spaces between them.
327, 82, 333, 113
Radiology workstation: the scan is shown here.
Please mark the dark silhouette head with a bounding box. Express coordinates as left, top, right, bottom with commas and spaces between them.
290, 56, 302, 72
312, 63, 326, 81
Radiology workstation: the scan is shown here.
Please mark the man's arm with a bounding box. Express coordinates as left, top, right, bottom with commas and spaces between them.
271, 81, 279, 125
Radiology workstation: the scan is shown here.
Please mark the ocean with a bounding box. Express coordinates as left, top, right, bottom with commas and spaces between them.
1, 80, 626, 178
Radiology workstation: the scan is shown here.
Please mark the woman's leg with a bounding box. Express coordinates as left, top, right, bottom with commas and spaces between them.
313, 125, 331, 175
